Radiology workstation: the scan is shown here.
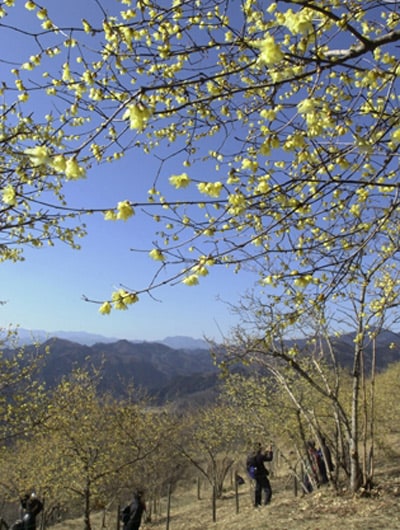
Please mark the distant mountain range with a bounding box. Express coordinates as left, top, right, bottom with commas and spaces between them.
6, 329, 400, 407
11, 337, 218, 406
286, 328, 400, 372
10, 328, 209, 350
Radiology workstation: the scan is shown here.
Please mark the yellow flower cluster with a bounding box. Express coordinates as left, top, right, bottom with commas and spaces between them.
24, 147, 86, 179
392, 129, 400, 143
188, 255, 214, 280
99, 289, 139, 314
283, 8, 313, 35
293, 274, 313, 288
169, 172, 191, 188
181, 254, 215, 287
116, 200, 134, 220
297, 98, 315, 115
104, 201, 135, 221
228, 192, 246, 214
2, 184, 17, 206
122, 104, 153, 130
241, 158, 258, 172
65, 158, 86, 180
197, 181, 223, 197
255, 34, 283, 65
25, 146, 51, 166
182, 274, 199, 286
149, 248, 165, 261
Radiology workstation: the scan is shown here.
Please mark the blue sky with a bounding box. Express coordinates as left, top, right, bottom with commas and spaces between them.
0, 150, 256, 341
0, 240, 251, 342
0, 0, 259, 341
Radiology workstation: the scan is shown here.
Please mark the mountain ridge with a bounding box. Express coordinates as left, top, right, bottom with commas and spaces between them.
13, 337, 218, 405
8, 328, 209, 350
6, 329, 400, 407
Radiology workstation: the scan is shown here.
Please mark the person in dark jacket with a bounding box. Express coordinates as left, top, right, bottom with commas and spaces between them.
121, 490, 146, 530
20, 493, 43, 530
254, 443, 274, 506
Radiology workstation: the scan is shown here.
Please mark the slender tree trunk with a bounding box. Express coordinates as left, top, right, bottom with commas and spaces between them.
84, 476, 92, 530
361, 339, 368, 487
350, 344, 362, 492
366, 336, 377, 489
212, 485, 216, 523
234, 473, 239, 514
165, 483, 171, 530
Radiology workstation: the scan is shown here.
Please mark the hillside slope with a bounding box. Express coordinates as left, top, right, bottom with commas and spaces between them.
16, 338, 218, 402
9, 329, 400, 404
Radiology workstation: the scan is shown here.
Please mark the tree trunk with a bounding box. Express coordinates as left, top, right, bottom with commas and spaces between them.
84, 476, 92, 530
350, 344, 362, 492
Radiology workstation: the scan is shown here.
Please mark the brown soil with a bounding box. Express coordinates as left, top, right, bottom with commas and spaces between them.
145, 470, 400, 530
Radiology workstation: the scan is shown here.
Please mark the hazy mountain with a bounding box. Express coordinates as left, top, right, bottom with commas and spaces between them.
285, 328, 400, 371
10, 328, 120, 346
161, 336, 209, 350
10, 329, 209, 349
13, 337, 218, 403
6, 329, 400, 407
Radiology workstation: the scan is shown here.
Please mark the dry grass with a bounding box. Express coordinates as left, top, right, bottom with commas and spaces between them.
144, 475, 400, 530
49, 466, 400, 530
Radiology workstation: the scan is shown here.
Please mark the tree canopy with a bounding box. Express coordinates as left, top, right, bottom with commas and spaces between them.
1, 0, 399, 317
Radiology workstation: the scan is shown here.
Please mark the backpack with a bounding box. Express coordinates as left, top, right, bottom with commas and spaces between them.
246, 454, 257, 480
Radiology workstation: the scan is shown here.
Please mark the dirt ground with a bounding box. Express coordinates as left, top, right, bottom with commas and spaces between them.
144, 468, 400, 530
48, 459, 400, 530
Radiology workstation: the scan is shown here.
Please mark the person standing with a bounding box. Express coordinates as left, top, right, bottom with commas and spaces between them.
253, 443, 274, 507
121, 490, 146, 530
20, 493, 43, 530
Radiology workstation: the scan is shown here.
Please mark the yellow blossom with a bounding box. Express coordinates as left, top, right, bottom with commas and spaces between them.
241, 158, 258, 172
284, 8, 313, 35
116, 200, 134, 220
169, 172, 191, 189
61, 62, 72, 82
122, 104, 153, 130
255, 178, 270, 194
99, 301, 112, 315
104, 210, 118, 221
194, 266, 208, 276
111, 289, 128, 310
36, 7, 47, 19
65, 158, 86, 179
50, 155, 66, 172
262, 275, 274, 285
260, 109, 276, 120
182, 274, 199, 286
391, 128, 400, 143
2, 184, 17, 206
25, 145, 51, 166
297, 98, 315, 115
110, 289, 138, 310
197, 181, 223, 198
294, 275, 313, 288
82, 19, 92, 33
149, 248, 165, 261
256, 34, 283, 65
